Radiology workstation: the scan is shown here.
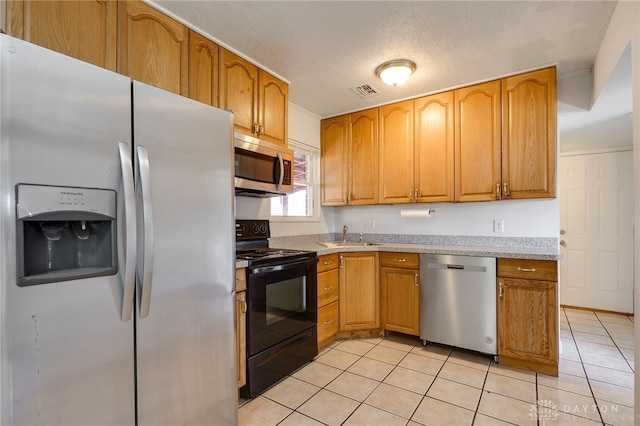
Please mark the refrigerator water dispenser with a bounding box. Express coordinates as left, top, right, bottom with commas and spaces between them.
16, 184, 117, 286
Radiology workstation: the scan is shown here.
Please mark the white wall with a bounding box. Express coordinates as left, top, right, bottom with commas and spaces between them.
334, 199, 559, 238
591, 0, 640, 421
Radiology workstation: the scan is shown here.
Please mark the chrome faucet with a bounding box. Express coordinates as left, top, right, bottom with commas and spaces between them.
342, 225, 348, 243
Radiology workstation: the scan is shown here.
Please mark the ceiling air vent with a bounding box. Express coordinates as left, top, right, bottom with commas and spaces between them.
351, 84, 380, 98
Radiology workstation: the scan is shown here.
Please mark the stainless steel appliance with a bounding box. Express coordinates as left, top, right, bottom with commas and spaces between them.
420, 254, 498, 357
234, 133, 294, 197
0, 35, 236, 425
236, 220, 318, 398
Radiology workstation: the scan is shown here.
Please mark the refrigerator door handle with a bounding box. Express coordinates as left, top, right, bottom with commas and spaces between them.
118, 142, 137, 322
136, 145, 154, 318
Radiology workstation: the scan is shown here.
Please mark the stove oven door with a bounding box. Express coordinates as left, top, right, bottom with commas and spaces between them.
247, 257, 317, 356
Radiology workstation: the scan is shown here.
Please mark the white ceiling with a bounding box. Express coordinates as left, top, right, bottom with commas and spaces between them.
150, 0, 631, 150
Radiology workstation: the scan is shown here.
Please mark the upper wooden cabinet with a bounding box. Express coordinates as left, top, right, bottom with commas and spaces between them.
454, 80, 502, 202
188, 30, 219, 107
321, 110, 378, 206
321, 115, 349, 206
348, 109, 379, 205
414, 92, 455, 202
219, 48, 288, 145
379, 100, 414, 204
502, 67, 557, 199
6, 0, 117, 71
259, 70, 289, 145
117, 0, 189, 96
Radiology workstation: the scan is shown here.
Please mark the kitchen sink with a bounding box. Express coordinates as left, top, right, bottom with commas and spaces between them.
318, 241, 379, 248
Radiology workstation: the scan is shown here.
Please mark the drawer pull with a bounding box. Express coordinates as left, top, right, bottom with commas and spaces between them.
323, 320, 334, 325
517, 267, 537, 273
394, 258, 406, 263
498, 281, 503, 298
323, 260, 333, 265
324, 287, 332, 291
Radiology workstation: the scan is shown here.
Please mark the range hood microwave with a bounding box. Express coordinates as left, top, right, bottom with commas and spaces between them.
234, 133, 294, 197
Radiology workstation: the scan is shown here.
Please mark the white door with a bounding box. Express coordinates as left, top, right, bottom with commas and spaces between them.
559, 151, 634, 313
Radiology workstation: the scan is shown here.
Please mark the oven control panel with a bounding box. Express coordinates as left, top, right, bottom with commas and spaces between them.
236, 219, 270, 240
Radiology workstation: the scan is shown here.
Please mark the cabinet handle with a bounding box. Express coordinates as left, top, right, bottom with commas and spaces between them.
415, 273, 419, 286
252, 123, 258, 135
393, 258, 406, 263
339, 255, 343, 269
240, 294, 247, 314
414, 188, 419, 202
503, 182, 510, 197
343, 192, 347, 203
259, 124, 264, 137
347, 193, 351, 204
517, 267, 537, 273
496, 183, 501, 198
324, 320, 334, 325
498, 281, 503, 298
324, 287, 332, 292
408, 189, 413, 200
323, 260, 333, 266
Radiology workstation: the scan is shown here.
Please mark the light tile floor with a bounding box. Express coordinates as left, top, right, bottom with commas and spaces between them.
239, 308, 635, 425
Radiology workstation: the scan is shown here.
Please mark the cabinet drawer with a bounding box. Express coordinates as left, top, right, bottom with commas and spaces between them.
318, 301, 339, 343
380, 252, 419, 269
235, 268, 247, 292
318, 253, 339, 273
497, 258, 557, 281
318, 269, 339, 307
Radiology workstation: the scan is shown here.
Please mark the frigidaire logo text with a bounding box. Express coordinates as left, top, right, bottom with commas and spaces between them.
60, 191, 83, 196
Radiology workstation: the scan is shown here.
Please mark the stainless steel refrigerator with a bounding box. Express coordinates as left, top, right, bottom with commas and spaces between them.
0, 34, 237, 425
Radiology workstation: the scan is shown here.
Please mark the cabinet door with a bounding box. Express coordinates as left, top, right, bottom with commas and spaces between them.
381, 267, 419, 336
259, 70, 288, 145
379, 100, 414, 204
349, 108, 379, 205
118, 0, 188, 96
188, 30, 218, 107
236, 291, 247, 388
502, 67, 557, 199
6, 0, 117, 71
497, 277, 558, 375
321, 115, 349, 206
219, 48, 258, 138
455, 80, 501, 202
414, 92, 455, 202
339, 253, 379, 331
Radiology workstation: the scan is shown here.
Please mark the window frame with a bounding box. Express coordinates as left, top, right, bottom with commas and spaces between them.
270, 139, 320, 223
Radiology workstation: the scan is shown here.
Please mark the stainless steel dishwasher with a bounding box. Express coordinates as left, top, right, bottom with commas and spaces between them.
420, 254, 497, 357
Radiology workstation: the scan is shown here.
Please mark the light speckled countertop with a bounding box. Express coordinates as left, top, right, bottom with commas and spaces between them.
235, 233, 562, 268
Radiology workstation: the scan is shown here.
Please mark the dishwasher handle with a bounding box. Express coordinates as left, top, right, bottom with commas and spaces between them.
426, 262, 487, 273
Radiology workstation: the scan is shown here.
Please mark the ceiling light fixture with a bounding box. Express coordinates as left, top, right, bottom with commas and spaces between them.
375, 59, 416, 87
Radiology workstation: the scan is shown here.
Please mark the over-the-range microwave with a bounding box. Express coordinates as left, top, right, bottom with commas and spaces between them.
234, 133, 294, 197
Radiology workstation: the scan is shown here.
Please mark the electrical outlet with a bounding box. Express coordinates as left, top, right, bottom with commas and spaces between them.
364, 219, 375, 230
493, 219, 504, 233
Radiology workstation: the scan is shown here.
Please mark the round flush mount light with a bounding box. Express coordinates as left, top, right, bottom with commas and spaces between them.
375, 59, 416, 87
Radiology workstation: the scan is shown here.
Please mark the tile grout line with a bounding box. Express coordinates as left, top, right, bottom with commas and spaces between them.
564, 308, 606, 425
593, 311, 635, 373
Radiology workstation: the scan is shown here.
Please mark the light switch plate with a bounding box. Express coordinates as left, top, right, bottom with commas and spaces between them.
493, 219, 504, 233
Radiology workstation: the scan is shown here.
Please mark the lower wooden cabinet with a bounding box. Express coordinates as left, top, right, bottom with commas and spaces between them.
235, 268, 247, 388
381, 252, 420, 336
497, 258, 558, 376
317, 254, 339, 349
338, 252, 380, 333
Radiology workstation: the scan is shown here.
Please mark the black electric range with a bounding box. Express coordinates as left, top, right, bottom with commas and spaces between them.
235, 219, 317, 266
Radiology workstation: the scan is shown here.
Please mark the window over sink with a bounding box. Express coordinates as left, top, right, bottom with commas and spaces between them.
270, 140, 319, 221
